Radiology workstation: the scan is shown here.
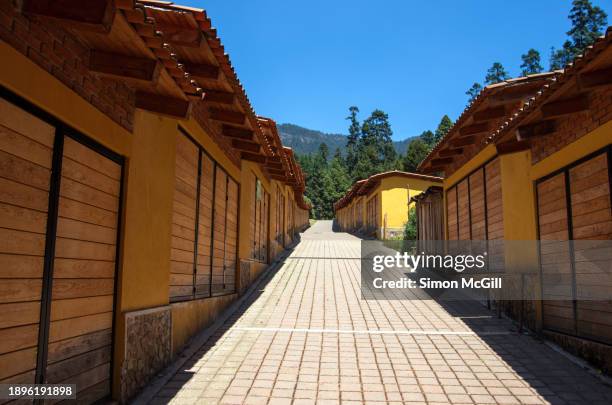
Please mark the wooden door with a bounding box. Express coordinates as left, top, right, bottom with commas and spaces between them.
46, 136, 121, 402
537, 148, 612, 344
0, 98, 54, 384
0, 96, 122, 403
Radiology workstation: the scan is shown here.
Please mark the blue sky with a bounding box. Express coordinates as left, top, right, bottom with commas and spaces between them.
182, 0, 611, 140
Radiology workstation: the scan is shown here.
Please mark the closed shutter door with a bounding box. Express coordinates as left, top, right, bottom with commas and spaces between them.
47, 136, 121, 401
212, 169, 228, 295
195, 153, 214, 299
570, 152, 611, 344
485, 158, 503, 240
469, 169, 486, 240
446, 187, 458, 240
537, 172, 574, 335
0, 97, 121, 403
457, 179, 470, 240
0, 98, 54, 383
170, 133, 198, 302
223, 178, 239, 293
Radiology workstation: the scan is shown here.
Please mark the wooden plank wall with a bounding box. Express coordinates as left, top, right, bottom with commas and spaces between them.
446, 188, 458, 240
537, 173, 574, 335
457, 179, 470, 240
170, 132, 239, 301
47, 136, 121, 402
0, 98, 53, 384
485, 159, 504, 240
195, 154, 214, 299
223, 177, 239, 294
169, 133, 199, 302
538, 149, 612, 344
251, 175, 269, 263
469, 169, 486, 240
0, 97, 121, 402
570, 152, 612, 344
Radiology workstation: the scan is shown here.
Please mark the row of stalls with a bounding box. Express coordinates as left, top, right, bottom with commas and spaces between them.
0, 0, 309, 402
415, 28, 612, 372
334, 171, 442, 239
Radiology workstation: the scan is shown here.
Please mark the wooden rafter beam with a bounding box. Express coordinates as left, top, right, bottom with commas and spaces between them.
266, 162, 284, 171
450, 136, 476, 147
183, 63, 219, 80
241, 152, 266, 163
488, 81, 547, 104
438, 148, 463, 157
422, 165, 445, 173
459, 122, 490, 136
496, 140, 530, 155
155, 22, 202, 48
541, 94, 590, 118
22, 0, 115, 32
135, 92, 191, 118
210, 108, 245, 125
88, 50, 160, 83
231, 139, 260, 153
431, 157, 453, 166
516, 120, 556, 140
579, 66, 612, 89
268, 169, 286, 176
222, 125, 253, 140
473, 106, 507, 122
203, 90, 234, 105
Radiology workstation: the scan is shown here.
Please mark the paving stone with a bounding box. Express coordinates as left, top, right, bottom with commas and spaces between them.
149, 221, 612, 405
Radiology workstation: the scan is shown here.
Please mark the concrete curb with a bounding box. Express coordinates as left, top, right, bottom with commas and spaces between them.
130, 248, 293, 405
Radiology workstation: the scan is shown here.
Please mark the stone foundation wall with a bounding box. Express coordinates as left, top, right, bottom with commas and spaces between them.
121, 306, 172, 402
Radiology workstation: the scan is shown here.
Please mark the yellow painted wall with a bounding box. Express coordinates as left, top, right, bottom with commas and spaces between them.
379, 176, 442, 231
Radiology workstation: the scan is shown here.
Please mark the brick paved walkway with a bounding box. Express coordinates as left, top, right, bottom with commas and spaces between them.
151, 221, 612, 404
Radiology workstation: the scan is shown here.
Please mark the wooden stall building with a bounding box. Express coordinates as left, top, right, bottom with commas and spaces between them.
416, 28, 612, 372
334, 171, 442, 239
0, 0, 310, 402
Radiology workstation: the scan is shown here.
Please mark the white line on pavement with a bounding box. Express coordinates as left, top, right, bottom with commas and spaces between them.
233, 326, 512, 336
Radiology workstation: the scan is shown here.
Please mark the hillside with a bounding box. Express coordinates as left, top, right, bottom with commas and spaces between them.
278, 123, 417, 156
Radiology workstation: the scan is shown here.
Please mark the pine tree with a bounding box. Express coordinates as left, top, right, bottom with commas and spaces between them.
420, 130, 435, 147
361, 109, 396, 171
466, 82, 482, 103
318, 142, 329, 163
550, 42, 575, 70
550, 0, 607, 70
568, 0, 607, 52
402, 139, 430, 172
345, 106, 360, 175
520, 49, 543, 75
485, 62, 510, 84
434, 115, 453, 143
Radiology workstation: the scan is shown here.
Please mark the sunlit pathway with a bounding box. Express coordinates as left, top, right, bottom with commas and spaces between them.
150, 221, 612, 405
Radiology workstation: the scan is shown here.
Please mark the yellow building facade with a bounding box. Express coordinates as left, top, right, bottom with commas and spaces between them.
334, 171, 442, 239
0, 2, 309, 403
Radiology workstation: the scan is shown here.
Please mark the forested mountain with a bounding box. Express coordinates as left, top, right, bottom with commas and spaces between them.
278, 123, 417, 156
